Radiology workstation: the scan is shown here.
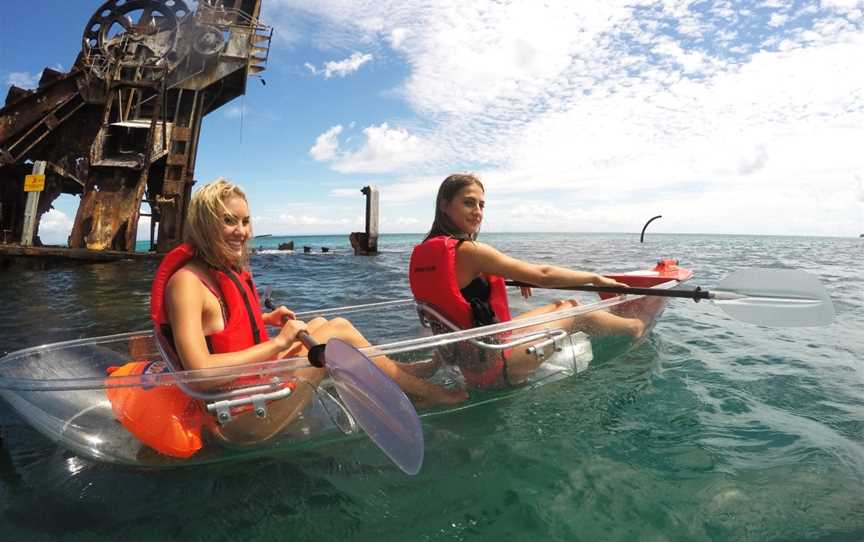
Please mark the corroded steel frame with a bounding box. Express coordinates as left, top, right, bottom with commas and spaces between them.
0, 0, 268, 253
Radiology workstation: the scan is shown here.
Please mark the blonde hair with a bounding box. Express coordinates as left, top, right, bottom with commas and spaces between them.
185, 177, 251, 270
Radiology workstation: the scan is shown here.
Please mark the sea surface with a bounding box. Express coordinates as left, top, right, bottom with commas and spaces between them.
0, 233, 862, 541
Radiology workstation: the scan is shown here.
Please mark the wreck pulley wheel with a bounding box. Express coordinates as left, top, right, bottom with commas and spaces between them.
192, 26, 225, 56
83, 0, 190, 59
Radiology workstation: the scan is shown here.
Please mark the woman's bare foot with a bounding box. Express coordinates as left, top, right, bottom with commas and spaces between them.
640, 295, 667, 318
411, 387, 469, 409
399, 357, 441, 379
439, 387, 469, 404
629, 295, 666, 338
371, 355, 468, 408
629, 318, 646, 340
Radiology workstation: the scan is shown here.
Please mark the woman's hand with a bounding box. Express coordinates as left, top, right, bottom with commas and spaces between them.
592, 275, 628, 288
520, 285, 533, 299
274, 319, 308, 349
263, 305, 296, 326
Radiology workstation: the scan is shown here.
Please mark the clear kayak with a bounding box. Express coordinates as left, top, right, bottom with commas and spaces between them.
0, 261, 691, 468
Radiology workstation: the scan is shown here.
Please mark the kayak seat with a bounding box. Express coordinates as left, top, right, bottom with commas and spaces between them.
414, 301, 570, 389
152, 325, 297, 425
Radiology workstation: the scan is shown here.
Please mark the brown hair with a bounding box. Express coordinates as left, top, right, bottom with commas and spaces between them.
424, 173, 485, 242
184, 177, 251, 270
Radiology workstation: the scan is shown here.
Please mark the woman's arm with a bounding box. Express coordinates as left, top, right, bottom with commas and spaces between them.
165, 270, 306, 371
456, 241, 626, 288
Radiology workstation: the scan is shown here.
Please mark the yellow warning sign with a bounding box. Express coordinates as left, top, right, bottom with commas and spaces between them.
24, 174, 45, 192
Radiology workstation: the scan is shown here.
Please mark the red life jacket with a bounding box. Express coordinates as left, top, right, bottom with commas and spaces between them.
106, 243, 270, 458
150, 243, 269, 353
409, 236, 511, 329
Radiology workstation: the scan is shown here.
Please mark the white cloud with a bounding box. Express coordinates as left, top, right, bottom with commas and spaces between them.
821, 0, 864, 11
388, 28, 410, 50
768, 13, 790, 27
251, 212, 355, 235
267, 0, 864, 235
652, 38, 712, 74
325, 52, 373, 78
6, 71, 39, 88
381, 215, 422, 227
304, 52, 373, 79
309, 125, 343, 161
274, 213, 351, 226
333, 123, 424, 173
39, 208, 72, 232
381, 177, 441, 203
35, 209, 73, 244
332, 174, 440, 204
310, 123, 427, 173
255, 208, 423, 234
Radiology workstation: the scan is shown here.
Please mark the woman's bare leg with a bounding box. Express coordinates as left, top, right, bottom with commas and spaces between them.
214, 364, 327, 444
505, 301, 579, 383
309, 317, 468, 406
514, 299, 644, 338
505, 299, 645, 384
216, 317, 335, 444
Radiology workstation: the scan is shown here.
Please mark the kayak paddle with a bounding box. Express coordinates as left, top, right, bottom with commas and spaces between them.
507, 269, 835, 327
263, 289, 424, 475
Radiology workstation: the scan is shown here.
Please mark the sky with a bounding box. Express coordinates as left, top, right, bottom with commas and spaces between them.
2, 0, 864, 242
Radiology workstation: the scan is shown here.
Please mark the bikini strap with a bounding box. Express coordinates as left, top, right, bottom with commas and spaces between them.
187, 267, 228, 323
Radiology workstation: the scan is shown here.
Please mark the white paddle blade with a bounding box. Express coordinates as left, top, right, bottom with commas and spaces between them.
324, 339, 424, 475
714, 269, 835, 327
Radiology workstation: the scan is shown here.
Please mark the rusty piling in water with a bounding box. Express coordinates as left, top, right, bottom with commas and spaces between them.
349, 185, 379, 255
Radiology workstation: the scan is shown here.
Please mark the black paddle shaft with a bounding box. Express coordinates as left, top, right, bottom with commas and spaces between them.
505, 281, 712, 302
297, 331, 326, 368
264, 292, 326, 367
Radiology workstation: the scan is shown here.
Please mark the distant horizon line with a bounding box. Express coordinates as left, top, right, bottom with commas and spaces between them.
77, 230, 862, 247
219, 230, 862, 240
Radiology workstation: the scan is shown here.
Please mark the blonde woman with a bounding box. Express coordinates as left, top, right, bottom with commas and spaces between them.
154, 178, 466, 444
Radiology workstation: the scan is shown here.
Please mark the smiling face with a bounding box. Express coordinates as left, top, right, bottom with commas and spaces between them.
221, 196, 251, 263
186, 178, 253, 270
441, 184, 485, 237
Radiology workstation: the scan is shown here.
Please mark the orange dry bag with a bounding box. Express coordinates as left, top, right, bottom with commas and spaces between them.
105, 361, 209, 458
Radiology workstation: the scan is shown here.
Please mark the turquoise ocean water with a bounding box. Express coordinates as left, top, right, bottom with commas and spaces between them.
0, 233, 862, 541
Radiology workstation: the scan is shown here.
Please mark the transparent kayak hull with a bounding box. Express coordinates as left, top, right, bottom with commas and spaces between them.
0, 265, 690, 468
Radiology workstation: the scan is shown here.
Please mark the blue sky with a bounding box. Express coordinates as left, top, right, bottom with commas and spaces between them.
2, 0, 863, 242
